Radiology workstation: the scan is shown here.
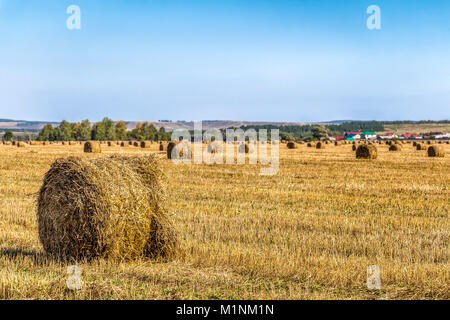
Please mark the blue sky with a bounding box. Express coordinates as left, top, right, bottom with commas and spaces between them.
0, 0, 449, 122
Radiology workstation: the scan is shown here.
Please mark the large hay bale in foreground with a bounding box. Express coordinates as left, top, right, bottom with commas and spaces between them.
316, 142, 325, 149
356, 144, 377, 159
286, 141, 297, 149
37, 155, 177, 261
389, 144, 402, 152
84, 141, 101, 153
427, 145, 445, 157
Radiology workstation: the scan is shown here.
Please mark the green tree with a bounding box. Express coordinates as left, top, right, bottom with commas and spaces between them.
80, 120, 91, 141
3, 131, 13, 141
115, 121, 127, 140
38, 124, 54, 141
311, 125, 329, 140
57, 120, 73, 141
92, 122, 106, 141
101, 118, 116, 141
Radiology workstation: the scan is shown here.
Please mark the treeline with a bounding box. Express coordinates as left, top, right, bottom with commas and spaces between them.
381, 120, 449, 124
238, 121, 385, 140
37, 118, 171, 142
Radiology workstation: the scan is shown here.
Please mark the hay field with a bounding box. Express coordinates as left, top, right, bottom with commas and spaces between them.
0, 142, 448, 300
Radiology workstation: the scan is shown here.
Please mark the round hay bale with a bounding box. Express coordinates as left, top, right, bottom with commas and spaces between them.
286, 141, 297, 149
167, 141, 191, 159
120, 141, 128, 147
334, 141, 340, 146
427, 145, 445, 157
307, 142, 316, 148
140, 141, 151, 149
167, 142, 177, 159
84, 141, 101, 153
37, 155, 177, 261
238, 143, 250, 153
108, 141, 116, 147
133, 141, 139, 147
316, 142, 325, 149
416, 144, 426, 151
413, 141, 417, 147
159, 142, 164, 151
389, 144, 402, 152
4, 141, 12, 145
17, 141, 27, 148
356, 144, 377, 159
207, 141, 223, 155
352, 145, 357, 151
69, 141, 76, 146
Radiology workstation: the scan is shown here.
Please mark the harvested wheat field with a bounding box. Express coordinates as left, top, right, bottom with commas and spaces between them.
0, 142, 448, 300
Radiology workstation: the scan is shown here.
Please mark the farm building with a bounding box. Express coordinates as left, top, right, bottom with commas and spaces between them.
380, 132, 398, 140
401, 133, 421, 140
360, 131, 377, 140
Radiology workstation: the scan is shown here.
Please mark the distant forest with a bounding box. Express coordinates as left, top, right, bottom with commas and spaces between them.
34, 118, 171, 142
237, 120, 449, 140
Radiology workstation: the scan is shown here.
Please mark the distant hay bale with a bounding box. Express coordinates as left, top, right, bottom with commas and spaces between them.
167, 141, 191, 159
4, 141, 12, 145
37, 155, 177, 261
84, 141, 101, 153
446, 141, 450, 145
108, 141, 116, 147
307, 142, 316, 148
167, 142, 177, 159
17, 141, 27, 148
140, 141, 151, 149
238, 143, 250, 153
316, 142, 325, 149
389, 144, 402, 152
159, 142, 164, 151
427, 145, 445, 157
12, 141, 16, 146
69, 141, 76, 146
334, 141, 340, 146
133, 141, 139, 147
352, 145, 356, 151
120, 141, 128, 147
286, 141, 297, 149
413, 141, 417, 147
128, 141, 133, 145
416, 144, 426, 151
356, 144, 377, 159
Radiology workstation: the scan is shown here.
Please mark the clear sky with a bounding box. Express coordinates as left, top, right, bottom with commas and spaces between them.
0, 0, 449, 122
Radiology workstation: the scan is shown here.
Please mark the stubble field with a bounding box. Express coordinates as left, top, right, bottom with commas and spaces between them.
0, 141, 448, 300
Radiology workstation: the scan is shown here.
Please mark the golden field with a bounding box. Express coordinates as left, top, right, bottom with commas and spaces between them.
0, 141, 448, 300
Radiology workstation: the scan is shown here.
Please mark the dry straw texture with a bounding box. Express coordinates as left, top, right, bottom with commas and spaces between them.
356, 144, 377, 159
84, 141, 101, 153
427, 145, 445, 157
37, 155, 177, 262
286, 141, 297, 149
